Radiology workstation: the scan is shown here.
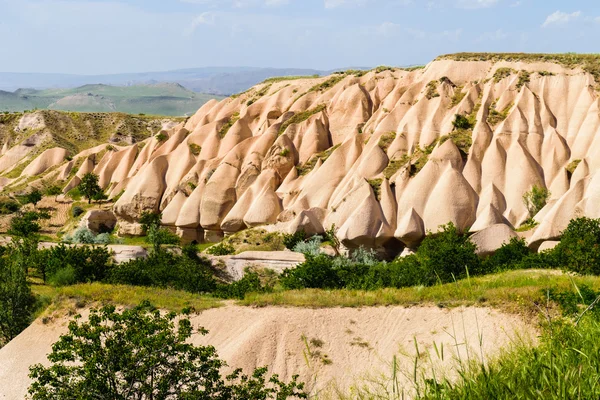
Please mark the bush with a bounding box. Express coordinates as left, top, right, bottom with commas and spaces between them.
282, 230, 307, 250
292, 236, 322, 257
215, 272, 270, 299
553, 217, 600, 275
109, 251, 216, 294
28, 302, 306, 399
72, 206, 84, 218
0, 198, 20, 215
523, 185, 550, 218
281, 254, 341, 290
206, 242, 235, 256
41, 244, 113, 284
48, 266, 77, 287
481, 237, 532, 273
415, 223, 481, 284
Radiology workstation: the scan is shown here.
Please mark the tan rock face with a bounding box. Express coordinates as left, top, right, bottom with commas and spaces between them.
6, 58, 600, 249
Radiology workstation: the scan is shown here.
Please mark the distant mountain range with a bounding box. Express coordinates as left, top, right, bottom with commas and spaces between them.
0, 83, 222, 116
0, 67, 370, 96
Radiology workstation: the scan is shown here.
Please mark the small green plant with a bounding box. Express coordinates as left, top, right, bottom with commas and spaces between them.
493, 67, 515, 82
218, 112, 240, 138
452, 114, 474, 130
367, 179, 383, 200
566, 159, 582, 175
516, 70, 531, 89
377, 132, 396, 152
425, 80, 440, 99
206, 242, 235, 256
487, 102, 513, 126
523, 185, 550, 218
278, 104, 326, 136
188, 143, 201, 156
279, 148, 290, 157
72, 206, 84, 218
155, 132, 168, 142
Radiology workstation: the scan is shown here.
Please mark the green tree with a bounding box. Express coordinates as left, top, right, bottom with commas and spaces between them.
523, 185, 550, 218
25, 189, 43, 207
29, 302, 306, 399
140, 211, 179, 252
78, 173, 103, 204
8, 211, 50, 239
0, 246, 36, 345
45, 186, 62, 202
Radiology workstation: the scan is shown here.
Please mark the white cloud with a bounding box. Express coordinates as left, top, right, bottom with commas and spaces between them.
181, 0, 288, 7
542, 10, 581, 28
186, 12, 216, 35
324, 0, 369, 9
456, 0, 498, 9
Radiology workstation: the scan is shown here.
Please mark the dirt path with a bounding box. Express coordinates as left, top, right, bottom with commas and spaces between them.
0, 305, 536, 399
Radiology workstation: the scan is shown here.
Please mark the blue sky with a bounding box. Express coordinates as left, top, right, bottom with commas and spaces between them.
0, 0, 598, 74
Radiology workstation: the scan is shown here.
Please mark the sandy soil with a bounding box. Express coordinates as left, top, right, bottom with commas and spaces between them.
0, 305, 535, 399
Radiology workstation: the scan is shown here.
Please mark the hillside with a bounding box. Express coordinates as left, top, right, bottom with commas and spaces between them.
0, 83, 223, 116
0, 67, 340, 96
2, 54, 600, 253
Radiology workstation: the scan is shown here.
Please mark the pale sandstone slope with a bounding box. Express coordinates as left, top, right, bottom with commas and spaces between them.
0, 305, 534, 399
4, 55, 600, 250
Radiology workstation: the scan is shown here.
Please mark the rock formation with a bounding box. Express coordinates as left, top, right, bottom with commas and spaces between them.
2, 54, 600, 252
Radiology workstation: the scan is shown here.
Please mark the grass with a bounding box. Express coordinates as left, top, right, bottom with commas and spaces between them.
377, 132, 396, 152
516, 70, 531, 89
278, 104, 326, 136
262, 75, 320, 84
240, 269, 600, 313
438, 52, 600, 89
214, 228, 285, 255
449, 86, 466, 108
493, 67, 515, 83
566, 159, 582, 175
32, 282, 222, 312
296, 144, 340, 176
425, 81, 440, 99
487, 102, 512, 126
218, 112, 240, 138
367, 179, 383, 200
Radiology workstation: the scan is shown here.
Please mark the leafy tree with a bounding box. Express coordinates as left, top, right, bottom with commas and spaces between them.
45, 186, 62, 202
140, 211, 179, 252
553, 217, 600, 275
0, 246, 36, 345
416, 223, 480, 284
28, 302, 306, 399
25, 189, 43, 207
452, 113, 474, 130
523, 185, 550, 218
8, 211, 50, 239
78, 173, 103, 204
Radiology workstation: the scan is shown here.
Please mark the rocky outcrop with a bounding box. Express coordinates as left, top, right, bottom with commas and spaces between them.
79, 210, 117, 233
5, 55, 600, 250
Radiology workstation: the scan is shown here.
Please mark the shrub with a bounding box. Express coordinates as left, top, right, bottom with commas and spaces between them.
189, 143, 201, 156
206, 242, 235, 256
215, 272, 269, 299
553, 217, 600, 275
415, 223, 481, 284
28, 302, 307, 399
72, 206, 84, 218
26, 189, 43, 207
48, 266, 77, 287
452, 114, 474, 130
283, 230, 307, 250
0, 248, 36, 344
0, 198, 20, 215
41, 244, 113, 284
66, 227, 97, 244
155, 132, 168, 141
481, 237, 532, 273
281, 254, 341, 290
523, 185, 550, 218
292, 236, 322, 257
109, 251, 216, 294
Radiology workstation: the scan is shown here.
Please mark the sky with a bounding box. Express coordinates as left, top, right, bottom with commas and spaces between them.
0, 0, 599, 74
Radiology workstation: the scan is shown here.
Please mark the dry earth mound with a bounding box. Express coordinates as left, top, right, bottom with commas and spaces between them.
0, 305, 534, 399
2, 54, 600, 251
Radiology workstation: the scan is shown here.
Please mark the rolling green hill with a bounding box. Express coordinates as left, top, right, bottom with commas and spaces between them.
0, 83, 223, 116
